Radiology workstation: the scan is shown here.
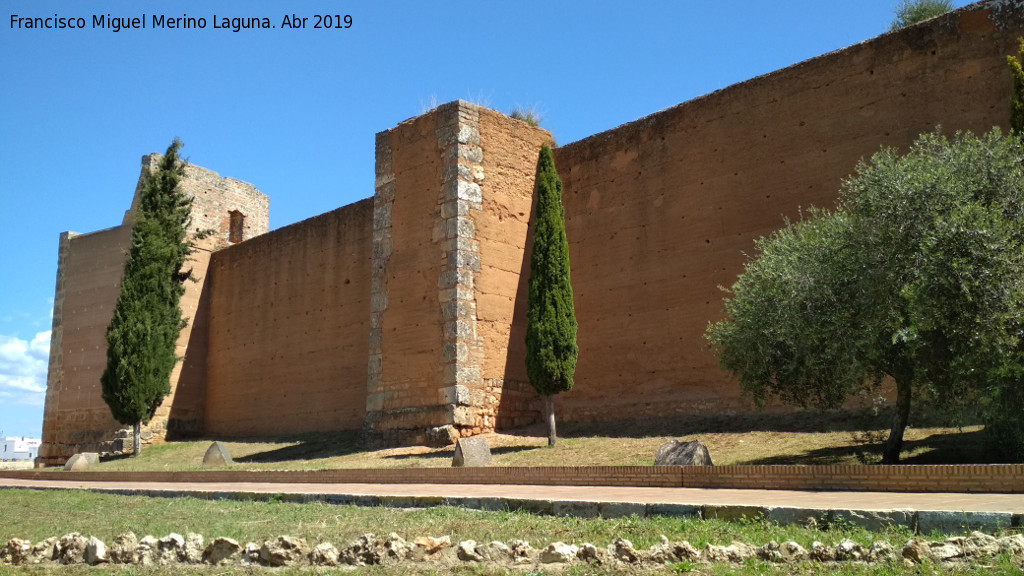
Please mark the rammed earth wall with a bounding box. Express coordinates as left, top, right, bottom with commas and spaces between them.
548, 3, 1024, 422
37, 161, 268, 467
37, 2, 1024, 463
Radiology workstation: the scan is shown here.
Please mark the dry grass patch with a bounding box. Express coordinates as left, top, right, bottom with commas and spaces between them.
88, 410, 1001, 473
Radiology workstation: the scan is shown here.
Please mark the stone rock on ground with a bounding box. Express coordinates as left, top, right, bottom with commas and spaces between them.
311, 542, 339, 566
508, 539, 534, 564
413, 535, 451, 557
452, 437, 492, 467
382, 533, 412, 563
810, 541, 836, 562
342, 533, 410, 566
259, 536, 309, 566
999, 534, 1024, 557
704, 541, 757, 563
654, 440, 713, 466
203, 537, 240, 565
457, 540, 485, 562
56, 533, 88, 564
760, 540, 808, 562
63, 453, 99, 471
156, 533, 185, 563
951, 531, 1000, 558
203, 442, 233, 467
834, 539, 865, 561
242, 542, 260, 564
4, 539, 31, 565
486, 541, 510, 561
540, 542, 577, 563
84, 537, 107, 565
902, 538, 932, 563
578, 543, 603, 563
182, 533, 204, 563
109, 533, 138, 564
867, 541, 897, 563
29, 537, 57, 564
611, 538, 639, 563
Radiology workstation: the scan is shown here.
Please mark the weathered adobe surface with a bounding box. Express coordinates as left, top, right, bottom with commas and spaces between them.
36, 227, 131, 466
545, 4, 1024, 423
37, 159, 268, 466
39, 3, 1024, 461
468, 108, 553, 432
364, 110, 449, 440
202, 199, 373, 437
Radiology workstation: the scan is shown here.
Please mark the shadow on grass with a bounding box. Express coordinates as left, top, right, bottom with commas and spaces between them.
380, 444, 540, 462
233, 430, 365, 463
545, 410, 895, 440
734, 428, 1004, 465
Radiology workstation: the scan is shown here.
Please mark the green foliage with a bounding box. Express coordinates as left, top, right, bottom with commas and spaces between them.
101, 139, 193, 431
1009, 38, 1024, 134
526, 144, 578, 399
670, 559, 696, 573
889, 0, 953, 30
510, 106, 542, 127
707, 129, 1024, 462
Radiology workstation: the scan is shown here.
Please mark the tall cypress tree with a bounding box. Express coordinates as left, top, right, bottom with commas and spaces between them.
526, 143, 578, 448
1009, 38, 1024, 133
101, 138, 193, 457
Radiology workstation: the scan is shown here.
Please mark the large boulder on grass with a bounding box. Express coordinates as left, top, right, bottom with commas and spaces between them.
452, 437, 491, 467
654, 440, 713, 466
63, 453, 99, 471
203, 442, 233, 467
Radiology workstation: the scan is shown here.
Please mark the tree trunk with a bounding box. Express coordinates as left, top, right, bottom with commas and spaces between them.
545, 395, 557, 448
881, 374, 912, 464
132, 422, 141, 458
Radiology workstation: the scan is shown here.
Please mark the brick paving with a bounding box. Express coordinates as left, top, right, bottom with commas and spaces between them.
1, 476, 1021, 514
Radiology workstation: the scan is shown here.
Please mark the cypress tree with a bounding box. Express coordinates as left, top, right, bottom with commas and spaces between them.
101, 138, 193, 457
525, 143, 578, 448
1009, 38, 1024, 133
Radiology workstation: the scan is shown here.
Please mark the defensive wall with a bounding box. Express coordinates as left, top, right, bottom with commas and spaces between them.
37, 161, 269, 466
37, 1, 1024, 464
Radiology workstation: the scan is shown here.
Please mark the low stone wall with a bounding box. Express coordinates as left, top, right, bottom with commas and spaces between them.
4, 530, 1023, 568
6, 463, 1024, 493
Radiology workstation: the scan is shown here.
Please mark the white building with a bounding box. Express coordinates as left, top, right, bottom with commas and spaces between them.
2, 437, 41, 461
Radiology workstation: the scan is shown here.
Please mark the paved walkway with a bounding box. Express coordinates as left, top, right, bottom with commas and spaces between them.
2, 476, 1021, 533
2, 477, 1022, 512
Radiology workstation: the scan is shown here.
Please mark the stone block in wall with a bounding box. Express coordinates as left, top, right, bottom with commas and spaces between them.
447, 406, 474, 426
439, 385, 471, 406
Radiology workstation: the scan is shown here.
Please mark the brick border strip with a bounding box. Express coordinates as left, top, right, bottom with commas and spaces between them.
1, 464, 1022, 493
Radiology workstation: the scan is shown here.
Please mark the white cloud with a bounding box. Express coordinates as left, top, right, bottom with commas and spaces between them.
0, 331, 50, 406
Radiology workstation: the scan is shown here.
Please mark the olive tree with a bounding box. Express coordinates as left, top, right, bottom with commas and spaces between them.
707, 129, 1024, 463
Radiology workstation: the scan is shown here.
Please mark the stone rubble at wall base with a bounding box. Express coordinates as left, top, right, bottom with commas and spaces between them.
2, 531, 1022, 569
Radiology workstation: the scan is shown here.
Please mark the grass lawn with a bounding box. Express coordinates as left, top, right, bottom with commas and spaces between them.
5, 412, 1020, 574
90, 411, 996, 473
0, 489, 1021, 575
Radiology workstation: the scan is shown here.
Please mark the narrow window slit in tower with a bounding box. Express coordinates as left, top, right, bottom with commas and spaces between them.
229, 210, 245, 243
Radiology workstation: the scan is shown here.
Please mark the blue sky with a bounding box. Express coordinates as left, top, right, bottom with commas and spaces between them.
0, 1, 965, 439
